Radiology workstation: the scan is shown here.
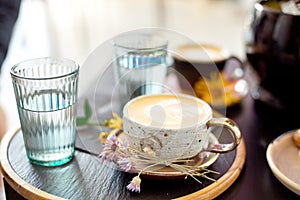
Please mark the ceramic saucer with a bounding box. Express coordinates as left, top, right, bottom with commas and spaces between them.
115, 132, 219, 180
266, 130, 300, 195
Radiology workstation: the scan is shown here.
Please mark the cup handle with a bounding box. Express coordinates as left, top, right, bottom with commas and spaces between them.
223, 56, 244, 81
205, 117, 242, 153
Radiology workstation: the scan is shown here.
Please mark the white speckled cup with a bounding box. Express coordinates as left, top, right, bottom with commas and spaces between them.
123, 94, 242, 160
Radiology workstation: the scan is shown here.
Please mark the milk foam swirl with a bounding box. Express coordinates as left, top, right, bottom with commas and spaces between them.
127, 95, 209, 129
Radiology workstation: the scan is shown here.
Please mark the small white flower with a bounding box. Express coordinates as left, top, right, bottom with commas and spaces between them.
142, 146, 156, 156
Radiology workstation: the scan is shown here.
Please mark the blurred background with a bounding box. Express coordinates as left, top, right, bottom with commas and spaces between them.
0, 0, 255, 131
0, 0, 255, 198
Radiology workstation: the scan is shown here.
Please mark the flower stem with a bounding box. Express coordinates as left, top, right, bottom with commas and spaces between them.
87, 120, 106, 126
137, 161, 165, 176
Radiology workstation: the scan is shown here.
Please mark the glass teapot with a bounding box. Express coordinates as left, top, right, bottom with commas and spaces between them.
245, 0, 300, 112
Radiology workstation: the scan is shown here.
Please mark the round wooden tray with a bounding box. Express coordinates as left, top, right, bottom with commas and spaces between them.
178, 139, 246, 200
0, 127, 64, 200
0, 126, 246, 200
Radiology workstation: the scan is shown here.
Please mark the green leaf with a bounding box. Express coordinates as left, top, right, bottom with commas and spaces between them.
76, 99, 93, 126
76, 117, 88, 126
84, 99, 92, 119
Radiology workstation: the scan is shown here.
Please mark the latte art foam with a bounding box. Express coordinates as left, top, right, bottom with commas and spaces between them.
126, 94, 211, 129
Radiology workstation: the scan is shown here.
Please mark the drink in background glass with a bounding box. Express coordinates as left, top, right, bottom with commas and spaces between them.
10, 57, 79, 166
113, 33, 168, 110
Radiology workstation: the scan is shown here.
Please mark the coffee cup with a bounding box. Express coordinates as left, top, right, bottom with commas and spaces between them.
173, 44, 243, 91
122, 94, 242, 160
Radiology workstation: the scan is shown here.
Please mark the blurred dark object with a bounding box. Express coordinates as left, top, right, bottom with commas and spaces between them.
173, 44, 246, 108
174, 44, 242, 88
245, 0, 300, 112
0, 0, 21, 69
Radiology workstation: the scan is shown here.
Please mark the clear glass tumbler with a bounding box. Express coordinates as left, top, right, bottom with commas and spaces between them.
10, 57, 79, 166
113, 33, 168, 109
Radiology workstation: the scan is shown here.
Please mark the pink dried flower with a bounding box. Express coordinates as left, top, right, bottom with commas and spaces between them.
117, 157, 133, 172
126, 176, 141, 193
100, 134, 119, 161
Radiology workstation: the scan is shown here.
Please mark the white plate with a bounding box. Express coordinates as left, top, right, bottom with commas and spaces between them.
266, 130, 300, 195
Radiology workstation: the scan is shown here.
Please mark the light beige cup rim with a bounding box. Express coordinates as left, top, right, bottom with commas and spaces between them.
10, 57, 80, 80
123, 93, 213, 130
174, 43, 230, 64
